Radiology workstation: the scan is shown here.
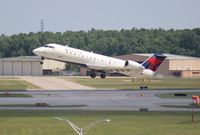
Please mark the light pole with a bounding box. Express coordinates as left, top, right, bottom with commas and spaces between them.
54, 117, 110, 135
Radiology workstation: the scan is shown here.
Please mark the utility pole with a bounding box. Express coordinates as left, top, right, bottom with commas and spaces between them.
40, 19, 44, 33
40, 19, 45, 45
191, 95, 199, 122
192, 103, 194, 122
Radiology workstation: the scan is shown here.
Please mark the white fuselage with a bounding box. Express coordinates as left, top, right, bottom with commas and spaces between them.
33, 43, 145, 76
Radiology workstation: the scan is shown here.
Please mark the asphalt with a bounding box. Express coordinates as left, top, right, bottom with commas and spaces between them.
0, 89, 200, 111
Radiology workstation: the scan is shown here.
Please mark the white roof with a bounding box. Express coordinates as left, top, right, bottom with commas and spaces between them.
134, 53, 200, 60
0, 56, 41, 61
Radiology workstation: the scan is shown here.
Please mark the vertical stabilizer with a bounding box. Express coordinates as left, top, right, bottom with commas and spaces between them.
141, 53, 166, 72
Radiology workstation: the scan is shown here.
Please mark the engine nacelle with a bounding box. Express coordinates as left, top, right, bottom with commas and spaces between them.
141, 69, 155, 76
124, 60, 140, 69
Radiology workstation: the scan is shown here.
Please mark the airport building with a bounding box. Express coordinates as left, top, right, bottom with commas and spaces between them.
79, 53, 200, 78
0, 56, 42, 76
1, 53, 200, 78
42, 59, 66, 75
0, 56, 66, 76
115, 53, 200, 78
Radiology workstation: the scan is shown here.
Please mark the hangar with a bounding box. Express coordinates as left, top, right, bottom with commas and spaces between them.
79, 53, 200, 78
0, 56, 66, 76
0, 56, 42, 76
1, 53, 200, 78
42, 59, 66, 75
115, 53, 200, 78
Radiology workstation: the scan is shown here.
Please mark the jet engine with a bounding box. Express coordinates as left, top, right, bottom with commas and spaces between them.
124, 60, 140, 69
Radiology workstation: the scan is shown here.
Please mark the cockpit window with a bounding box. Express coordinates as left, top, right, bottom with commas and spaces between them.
43, 45, 55, 49
49, 46, 55, 48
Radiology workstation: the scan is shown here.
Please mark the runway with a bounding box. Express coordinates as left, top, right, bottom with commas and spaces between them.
0, 90, 199, 111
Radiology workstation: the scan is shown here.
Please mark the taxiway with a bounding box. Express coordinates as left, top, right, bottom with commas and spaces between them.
0, 89, 199, 111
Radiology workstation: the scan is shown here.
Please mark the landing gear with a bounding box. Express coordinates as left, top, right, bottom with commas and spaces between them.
90, 72, 96, 78
40, 57, 44, 65
89, 71, 107, 79
100, 73, 106, 79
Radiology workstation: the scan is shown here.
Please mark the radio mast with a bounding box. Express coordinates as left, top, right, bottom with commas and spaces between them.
40, 19, 44, 32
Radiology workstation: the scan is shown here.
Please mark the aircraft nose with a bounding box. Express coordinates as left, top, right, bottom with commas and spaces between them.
33, 48, 39, 55
33, 48, 43, 55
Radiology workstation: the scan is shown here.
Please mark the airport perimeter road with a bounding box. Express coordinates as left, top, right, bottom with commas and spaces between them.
19, 76, 94, 90
0, 90, 199, 111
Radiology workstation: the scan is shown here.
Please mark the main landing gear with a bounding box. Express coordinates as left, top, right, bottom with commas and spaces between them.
90, 72, 96, 78
100, 73, 106, 78
89, 72, 107, 79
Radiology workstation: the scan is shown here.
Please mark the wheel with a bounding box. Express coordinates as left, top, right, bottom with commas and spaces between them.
90, 73, 96, 78
100, 73, 106, 79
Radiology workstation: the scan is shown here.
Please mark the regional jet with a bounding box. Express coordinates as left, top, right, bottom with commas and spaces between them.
33, 43, 166, 78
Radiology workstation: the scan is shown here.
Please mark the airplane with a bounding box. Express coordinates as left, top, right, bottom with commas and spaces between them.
33, 43, 166, 78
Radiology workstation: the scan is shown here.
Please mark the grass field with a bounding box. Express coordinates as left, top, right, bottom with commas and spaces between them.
1, 76, 200, 90
64, 77, 200, 90
157, 92, 200, 99
0, 110, 200, 135
0, 93, 31, 98
0, 77, 40, 90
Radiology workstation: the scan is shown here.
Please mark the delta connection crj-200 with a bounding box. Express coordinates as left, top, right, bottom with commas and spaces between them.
33, 43, 166, 78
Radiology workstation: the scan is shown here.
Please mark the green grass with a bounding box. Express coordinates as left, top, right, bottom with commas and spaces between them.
158, 92, 200, 99
0, 77, 40, 90
162, 104, 200, 109
0, 77, 19, 80
64, 77, 200, 90
0, 104, 87, 107
0, 110, 200, 135
0, 93, 32, 98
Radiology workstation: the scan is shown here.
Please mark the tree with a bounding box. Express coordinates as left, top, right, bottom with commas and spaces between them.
0, 28, 200, 58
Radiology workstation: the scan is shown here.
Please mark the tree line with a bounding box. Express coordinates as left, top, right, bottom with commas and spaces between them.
0, 28, 200, 58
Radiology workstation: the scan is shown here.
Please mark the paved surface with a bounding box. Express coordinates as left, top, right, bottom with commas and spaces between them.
0, 90, 200, 111
19, 76, 94, 90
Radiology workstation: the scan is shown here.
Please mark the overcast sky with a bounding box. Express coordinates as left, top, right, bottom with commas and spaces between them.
0, 0, 200, 35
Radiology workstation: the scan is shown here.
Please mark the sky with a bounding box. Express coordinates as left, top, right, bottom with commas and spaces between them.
0, 0, 200, 35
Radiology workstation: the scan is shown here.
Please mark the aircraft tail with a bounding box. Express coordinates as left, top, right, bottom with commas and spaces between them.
141, 53, 166, 72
